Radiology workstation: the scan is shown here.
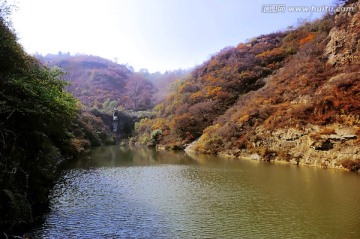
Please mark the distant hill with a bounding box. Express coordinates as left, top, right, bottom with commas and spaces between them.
39, 54, 190, 111
149, 69, 191, 103
39, 54, 132, 109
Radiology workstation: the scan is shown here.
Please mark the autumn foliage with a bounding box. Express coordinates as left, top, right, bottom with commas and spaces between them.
39, 55, 190, 112
134, 31, 290, 147
135, 9, 360, 155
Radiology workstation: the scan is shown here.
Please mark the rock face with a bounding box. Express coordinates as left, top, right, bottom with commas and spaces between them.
212, 3, 360, 171
325, 2, 360, 67
213, 124, 359, 170
274, 3, 360, 170
262, 124, 359, 169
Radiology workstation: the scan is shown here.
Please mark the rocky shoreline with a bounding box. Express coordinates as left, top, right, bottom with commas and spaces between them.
184, 123, 360, 173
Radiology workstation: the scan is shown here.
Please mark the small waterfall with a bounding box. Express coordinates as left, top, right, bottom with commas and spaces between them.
112, 110, 119, 133
113, 120, 118, 133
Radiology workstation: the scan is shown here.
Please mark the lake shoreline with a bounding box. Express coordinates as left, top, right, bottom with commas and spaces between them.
180, 143, 360, 173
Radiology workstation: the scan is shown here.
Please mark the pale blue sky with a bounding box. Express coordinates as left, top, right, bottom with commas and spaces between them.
11, 0, 336, 72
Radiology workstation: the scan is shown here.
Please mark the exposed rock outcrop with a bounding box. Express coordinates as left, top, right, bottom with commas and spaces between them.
325, 1, 360, 66
188, 2, 360, 172
212, 123, 360, 170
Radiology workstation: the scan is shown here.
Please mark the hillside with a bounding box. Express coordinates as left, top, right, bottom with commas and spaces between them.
0, 14, 77, 232
0, 12, 117, 232
135, 1, 360, 171
40, 54, 189, 112
40, 54, 131, 108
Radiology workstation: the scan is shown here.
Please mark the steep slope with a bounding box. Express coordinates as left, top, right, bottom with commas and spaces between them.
192, 1, 360, 170
0, 16, 78, 232
135, 1, 360, 170
135, 31, 293, 147
0, 14, 117, 233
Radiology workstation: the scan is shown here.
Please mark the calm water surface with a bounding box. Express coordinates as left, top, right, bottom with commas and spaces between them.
30, 146, 360, 238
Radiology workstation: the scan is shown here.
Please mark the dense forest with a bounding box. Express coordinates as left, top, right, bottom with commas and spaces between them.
134, 1, 360, 170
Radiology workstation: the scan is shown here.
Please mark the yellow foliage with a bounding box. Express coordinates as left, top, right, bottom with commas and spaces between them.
256, 47, 284, 58
203, 123, 221, 133
193, 124, 222, 154
299, 33, 316, 46
203, 75, 219, 85
178, 82, 191, 93
154, 103, 165, 114
207, 58, 220, 70
136, 118, 152, 133
189, 91, 205, 103
205, 86, 223, 98
151, 118, 170, 131
237, 114, 250, 125
236, 43, 250, 50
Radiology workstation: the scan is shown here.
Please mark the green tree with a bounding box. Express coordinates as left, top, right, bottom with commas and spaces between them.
0, 9, 77, 231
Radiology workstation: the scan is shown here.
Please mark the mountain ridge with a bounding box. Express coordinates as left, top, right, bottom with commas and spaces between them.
134, 1, 360, 171
39, 54, 191, 111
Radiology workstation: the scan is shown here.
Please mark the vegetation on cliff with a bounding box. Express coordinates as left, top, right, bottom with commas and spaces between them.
0, 7, 114, 233
134, 1, 360, 170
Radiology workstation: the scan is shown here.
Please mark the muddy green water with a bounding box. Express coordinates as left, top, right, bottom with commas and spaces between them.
30, 145, 360, 238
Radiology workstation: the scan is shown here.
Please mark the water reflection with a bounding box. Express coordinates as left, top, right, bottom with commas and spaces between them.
30, 145, 360, 238
68, 145, 196, 169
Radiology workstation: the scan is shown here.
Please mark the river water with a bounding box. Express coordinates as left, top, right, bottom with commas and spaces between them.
29, 145, 360, 238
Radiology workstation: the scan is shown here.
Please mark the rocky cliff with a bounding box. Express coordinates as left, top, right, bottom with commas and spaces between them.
186, 1, 360, 171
